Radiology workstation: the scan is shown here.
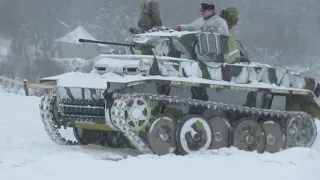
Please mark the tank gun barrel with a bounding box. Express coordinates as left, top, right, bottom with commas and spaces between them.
79, 38, 135, 47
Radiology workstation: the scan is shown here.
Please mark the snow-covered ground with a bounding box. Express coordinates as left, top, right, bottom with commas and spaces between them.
0, 92, 320, 180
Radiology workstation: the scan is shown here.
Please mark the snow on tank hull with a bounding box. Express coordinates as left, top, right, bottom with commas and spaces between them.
39, 54, 320, 155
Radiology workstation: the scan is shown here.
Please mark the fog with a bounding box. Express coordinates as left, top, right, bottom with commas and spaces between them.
0, 0, 319, 82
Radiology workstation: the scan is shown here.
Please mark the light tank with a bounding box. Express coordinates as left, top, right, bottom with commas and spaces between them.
39, 27, 319, 155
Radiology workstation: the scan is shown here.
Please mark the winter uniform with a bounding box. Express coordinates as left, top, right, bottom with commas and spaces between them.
179, 14, 229, 36
174, 2, 230, 114
177, 3, 230, 36
138, 0, 162, 32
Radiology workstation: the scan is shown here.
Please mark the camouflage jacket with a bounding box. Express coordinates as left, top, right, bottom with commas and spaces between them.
138, 0, 162, 32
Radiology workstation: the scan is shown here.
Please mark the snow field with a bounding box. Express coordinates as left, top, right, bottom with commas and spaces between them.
0, 92, 319, 180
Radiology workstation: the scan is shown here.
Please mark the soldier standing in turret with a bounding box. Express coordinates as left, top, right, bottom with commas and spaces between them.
174, 1, 229, 36
138, 0, 162, 32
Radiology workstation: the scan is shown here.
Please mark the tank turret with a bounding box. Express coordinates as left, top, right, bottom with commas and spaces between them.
79, 27, 249, 64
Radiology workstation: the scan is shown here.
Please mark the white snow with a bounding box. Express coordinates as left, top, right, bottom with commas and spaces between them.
136, 30, 199, 37
41, 71, 311, 95
0, 92, 320, 179
94, 57, 140, 68
55, 26, 97, 44
39, 55, 310, 94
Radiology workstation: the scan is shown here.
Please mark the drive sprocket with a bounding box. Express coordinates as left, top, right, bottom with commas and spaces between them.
109, 93, 153, 153
110, 94, 152, 131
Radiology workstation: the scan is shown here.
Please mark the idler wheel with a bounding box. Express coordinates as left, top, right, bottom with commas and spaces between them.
262, 120, 285, 153
176, 115, 212, 155
232, 118, 266, 153
208, 116, 231, 149
147, 115, 177, 155
285, 114, 317, 148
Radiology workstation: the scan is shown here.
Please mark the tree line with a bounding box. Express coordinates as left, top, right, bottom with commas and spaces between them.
0, 0, 319, 82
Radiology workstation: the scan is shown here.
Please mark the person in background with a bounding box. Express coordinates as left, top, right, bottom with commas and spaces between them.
137, 0, 162, 32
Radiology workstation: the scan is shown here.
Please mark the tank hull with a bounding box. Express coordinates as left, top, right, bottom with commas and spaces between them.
39, 67, 319, 155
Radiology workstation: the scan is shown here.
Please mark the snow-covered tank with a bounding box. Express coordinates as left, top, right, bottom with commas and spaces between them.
39, 27, 319, 155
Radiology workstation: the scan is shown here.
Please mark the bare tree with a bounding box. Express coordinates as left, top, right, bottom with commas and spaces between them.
89, 1, 139, 42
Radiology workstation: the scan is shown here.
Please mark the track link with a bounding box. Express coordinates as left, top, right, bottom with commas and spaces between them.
39, 88, 79, 145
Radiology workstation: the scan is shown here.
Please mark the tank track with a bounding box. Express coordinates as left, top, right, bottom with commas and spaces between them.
39, 88, 317, 154
109, 93, 153, 154
39, 88, 133, 148
113, 92, 317, 152
39, 88, 79, 145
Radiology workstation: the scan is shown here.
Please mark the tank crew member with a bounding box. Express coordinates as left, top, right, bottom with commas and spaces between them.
174, 1, 229, 36
138, 0, 163, 32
